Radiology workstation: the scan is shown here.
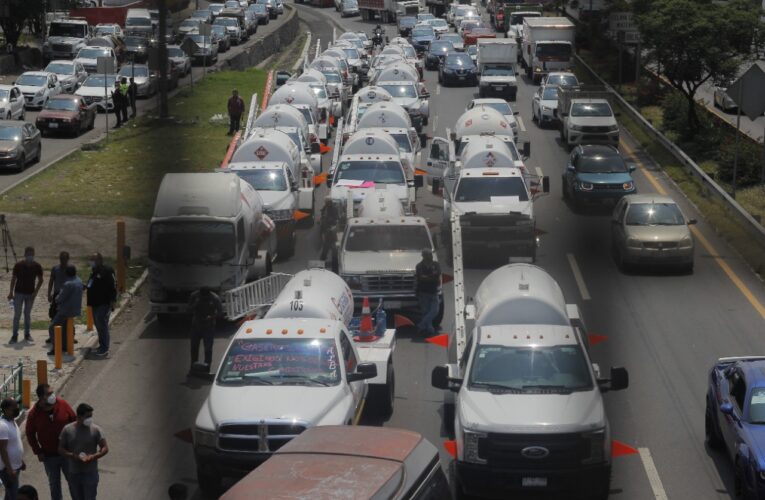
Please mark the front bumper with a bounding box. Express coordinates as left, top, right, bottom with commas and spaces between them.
194, 446, 270, 477
462, 225, 535, 251
0, 153, 21, 166
442, 71, 477, 86
456, 461, 610, 500
23, 95, 46, 108
623, 245, 694, 266
567, 130, 620, 147
572, 185, 635, 205
479, 82, 517, 99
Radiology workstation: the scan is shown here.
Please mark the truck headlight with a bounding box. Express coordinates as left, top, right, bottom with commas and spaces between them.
463, 429, 487, 464
608, 124, 620, 132
627, 237, 642, 248
578, 181, 593, 191
582, 429, 607, 464
570, 124, 584, 131
194, 428, 217, 449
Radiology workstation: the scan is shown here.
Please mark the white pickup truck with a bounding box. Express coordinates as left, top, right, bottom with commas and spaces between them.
558, 85, 620, 150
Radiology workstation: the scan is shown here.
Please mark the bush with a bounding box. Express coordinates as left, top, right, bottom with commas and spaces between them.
717, 138, 764, 188
661, 92, 690, 136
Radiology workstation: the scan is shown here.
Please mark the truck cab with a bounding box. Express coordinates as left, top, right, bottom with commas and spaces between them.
253, 104, 321, 171
558, 85, 620, 149
477, 38, 518, 100
521, 17, 576, 84
43, 18, 91, 61
432, 264, 628, 500
504, 7, 541, 47
194, 269, 396, 493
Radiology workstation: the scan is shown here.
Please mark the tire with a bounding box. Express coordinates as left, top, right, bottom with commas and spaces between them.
197, 466, 221, 495
15, 154, 25, 172
705, 399, 724, 450
34, 145, 41, 164
735, 461, 746, 500
369, 361, 394, 417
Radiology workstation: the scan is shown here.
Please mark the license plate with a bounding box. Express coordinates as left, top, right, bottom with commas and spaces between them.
48, 123, 58, 128
522, 477, 547, 487
494, 86, 503, 91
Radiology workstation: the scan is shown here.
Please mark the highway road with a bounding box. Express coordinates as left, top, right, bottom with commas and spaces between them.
18, 3, 765, 499
0, 2, 291, 195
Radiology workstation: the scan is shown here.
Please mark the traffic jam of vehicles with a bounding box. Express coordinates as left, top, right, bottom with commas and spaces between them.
142, 1, 757, 499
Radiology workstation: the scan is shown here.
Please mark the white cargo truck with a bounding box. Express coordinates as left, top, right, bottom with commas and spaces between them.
194, 269, 396, 493
43, 18, 90, 61
148, 173, 276, 322
521, 17, 576, 84
477, 38, 518, 100
432, 264, 628, 500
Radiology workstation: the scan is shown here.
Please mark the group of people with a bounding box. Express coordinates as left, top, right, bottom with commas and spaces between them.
8, 247, 118, 358
111, 77, 138, 129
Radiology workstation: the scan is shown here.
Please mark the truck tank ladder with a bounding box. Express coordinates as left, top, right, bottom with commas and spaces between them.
222, 273, 294, 320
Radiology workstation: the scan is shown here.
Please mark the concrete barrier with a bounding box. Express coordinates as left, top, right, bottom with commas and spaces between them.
218, 4, 301, 72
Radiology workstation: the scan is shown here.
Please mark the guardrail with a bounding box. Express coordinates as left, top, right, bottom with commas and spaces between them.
261, 69, 274, 112
292, 32, 313, 74
574, 54, 765, 251
242, 92, 260, 140
0, 362, 23, 403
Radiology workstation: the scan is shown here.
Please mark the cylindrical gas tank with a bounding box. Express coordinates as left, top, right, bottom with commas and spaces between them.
375, 63, 419, 83
270, 82, 319, 109
254, 104, 309, 131
265, 269, 354, 326
342, 129, 399, 156
356, 86, 393, 104
358, 101, 411, 129
474, 264, 569, 328
460, 136, 516, 169
231, 128, 299, 167
454, 106, 513, 140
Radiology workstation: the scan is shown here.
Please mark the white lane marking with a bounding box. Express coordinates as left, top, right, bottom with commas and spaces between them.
516, 115, 526, 132
638, 448, 669, 500
535, 167, 543, 177
432, 116, 439, 135
566, 253, 591, 301
436, 84, 441, 95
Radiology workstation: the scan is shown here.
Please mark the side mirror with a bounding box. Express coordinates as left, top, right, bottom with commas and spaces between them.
431, 365, 450, 390
521, 140, 530, 158
347, 362, 377, 382
541, 176, 550, 193
599, 367, 629, 392
687, 218, 697, 225
628, 164, 636, 172
311, 142, 320, 154
291, 183, 298, 192
566, 164, 576, 172
414, 175, 424, 188
421, 90, 430, 98
720, 402, 734, 415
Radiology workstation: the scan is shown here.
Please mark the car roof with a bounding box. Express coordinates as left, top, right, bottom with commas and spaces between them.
623, 194, 676, 205
735, 360, 765, 383
21, 71, 51, 77
579, 144, 620, 156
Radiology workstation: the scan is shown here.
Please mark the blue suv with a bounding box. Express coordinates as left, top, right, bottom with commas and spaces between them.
562, 145, 636, 210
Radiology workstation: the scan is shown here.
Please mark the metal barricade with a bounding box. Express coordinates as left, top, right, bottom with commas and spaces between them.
0, 362, 23, 403
223, 273, 293, 320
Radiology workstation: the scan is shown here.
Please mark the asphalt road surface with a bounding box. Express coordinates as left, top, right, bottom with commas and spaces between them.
20, 3, 765, 499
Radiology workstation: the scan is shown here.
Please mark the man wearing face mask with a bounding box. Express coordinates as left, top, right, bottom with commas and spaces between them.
58, 403, 108, 500
47, 266, 83, 356
7, 247, 44, 344
86, 254, 117, 358
25, 384, 76, 500
0, 398, 25, 500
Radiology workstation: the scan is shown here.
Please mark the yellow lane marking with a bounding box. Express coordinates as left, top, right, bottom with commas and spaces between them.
620, 139, 765, 321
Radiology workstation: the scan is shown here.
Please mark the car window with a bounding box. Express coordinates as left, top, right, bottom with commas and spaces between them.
338, 333, 357, 373
749, 388, 765, 424
731, 372, 747, 411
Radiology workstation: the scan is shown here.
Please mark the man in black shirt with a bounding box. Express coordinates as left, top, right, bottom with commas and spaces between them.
188, 287, 223, 374
319, 197, 339, 263
415, 249, 440, 336
86, 253, 117, 357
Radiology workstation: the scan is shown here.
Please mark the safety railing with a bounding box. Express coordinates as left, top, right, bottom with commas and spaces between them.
223, 273, 293, 320
292, 32, 312, 74
0, 362, 23, 403
242, 92, 259, 141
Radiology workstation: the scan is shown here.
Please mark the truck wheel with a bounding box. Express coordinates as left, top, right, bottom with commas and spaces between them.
277, 226, 296, 259
197, 466, 221, 495
371, 361, 394, 417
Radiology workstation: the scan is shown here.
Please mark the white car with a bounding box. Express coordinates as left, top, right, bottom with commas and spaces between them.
425, 18, 449, 35
542, 71, 579, 87
532, 84, 560, 127
467, 98, 519, 142
0, 85, 25, 120
167, 46, 192, 76
75, 47, 118, 75
93, 23, 123, 38
75, 74, 118, 112
44, 60, 88, 93
15, 72, 62, 109
178, 19, 202, 38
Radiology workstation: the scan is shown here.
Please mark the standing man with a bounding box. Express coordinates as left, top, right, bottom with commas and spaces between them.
111, 81, 124, 129
7, 246, 43, 344
47, 266, 83, 356
227, 89, 245, 135
187, 287, 223, 374
128, 77, 138, 119
86, 254, 117, 358
118, 77, 129, 125
46, 251, 71, 343
58, 404, 108, 500
319, 197, 339, 263
25, 384, 76, 500
415, 249, 441, 336
0, 398, 24, 500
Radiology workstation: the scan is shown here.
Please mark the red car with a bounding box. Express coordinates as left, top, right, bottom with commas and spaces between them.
36, 95, 96, 137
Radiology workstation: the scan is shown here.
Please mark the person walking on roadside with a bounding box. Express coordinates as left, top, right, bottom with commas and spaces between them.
415, 249, 441, 336
111, 81, 124, 129
46, 251, 71, 342
47, 265, 83, 356
25, 384, 76, 500
7, 246, 43, 344
227, 89, 245, 135
86, 254, 117, 358
128, 77, 138, 119
0, 398, 25, 500
58, 403, 109, 500
319, 197, 339, 263
187, 287, 223, 374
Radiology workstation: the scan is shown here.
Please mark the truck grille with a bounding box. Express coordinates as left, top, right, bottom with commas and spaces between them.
643, 241, 678, 249
218, 422, 307, 452
361, 274, 415, 293
478, 432, 586, 469
592, 183, 626, 191
52, 43, 71, 53
580, 126, 612, 133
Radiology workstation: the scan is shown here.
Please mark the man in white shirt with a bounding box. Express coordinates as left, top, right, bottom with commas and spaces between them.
0, 398, 25, 500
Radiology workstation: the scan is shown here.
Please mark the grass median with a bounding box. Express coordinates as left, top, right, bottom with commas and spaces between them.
0, 68, 268, 219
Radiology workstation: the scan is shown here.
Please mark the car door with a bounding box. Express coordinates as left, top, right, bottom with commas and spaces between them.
426, 137, 451, 180
339, 331, 364, 421
565, 149, 579, 192
721, 369, 747, 458
611, 198, 628, 250
11, 88, 22, 118
22, 124, 36, 157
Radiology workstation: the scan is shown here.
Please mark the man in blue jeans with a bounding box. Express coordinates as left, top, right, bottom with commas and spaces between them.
58, 404, 108, 500
47, 266, 83, 356
86, 254, 117, 358
415, 249, 441, 336
7, 247, 43, 344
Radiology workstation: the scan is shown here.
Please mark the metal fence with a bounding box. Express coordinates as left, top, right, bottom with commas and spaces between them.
0, 362, 22, 403
222, 273, 293, 320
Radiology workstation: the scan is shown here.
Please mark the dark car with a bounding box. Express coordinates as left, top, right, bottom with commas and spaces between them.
438, 51, 477, 86
36, 95, 96, 137
0, 121, 41, 171
398, 16, 417, 37
257, 0, 278, 19
247, 3, 269, 25
410, 25, 436, 54
425, 40, 454, 70
123, 35, 153, 63
561, 144, 636, 210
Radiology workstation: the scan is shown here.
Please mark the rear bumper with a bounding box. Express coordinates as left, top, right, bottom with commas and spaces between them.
567, 130, 620, 147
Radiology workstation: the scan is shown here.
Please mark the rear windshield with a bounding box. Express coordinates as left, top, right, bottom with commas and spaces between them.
345, 225, 431, 252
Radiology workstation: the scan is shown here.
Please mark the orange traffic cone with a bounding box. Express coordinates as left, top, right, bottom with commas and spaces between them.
354, 296, 378, 342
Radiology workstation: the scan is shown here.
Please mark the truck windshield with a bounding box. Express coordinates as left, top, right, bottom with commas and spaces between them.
446, 54, 473, 66
218, 338, 341, 386
391, 133, 412, 153
570, 102, 613, 117
469, 345, 593, 392
456, 177, 528, 202
49, 23, 87, 38
335, 161, 405, 184
234, 169, 288, 191
482, 65, 514, 77
625, 203, 685, 226
126, 17, 152, 27
345, 225, 431, 252
150, 221, 236, 264
536, 43, 572, 60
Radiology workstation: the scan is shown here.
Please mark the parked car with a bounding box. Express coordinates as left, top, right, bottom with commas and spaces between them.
210, 25, 232, 52
713, 86, 738, 113
75, 74, 118, 112
117, 64, 157, 98
93, 23, 123, 39
562, 144, 637, 210
0, 85, 25, 121
36, 94, 96, 137
190, 9, 213, 24
208, 2, 225, 18
15, 72, 62, 109
44, 60, 88, 94
438, 51, 477, 86
0, 121, 41, 171
611, 194, 695, 272
167, 45, 192, 76
185, 35, 219, 65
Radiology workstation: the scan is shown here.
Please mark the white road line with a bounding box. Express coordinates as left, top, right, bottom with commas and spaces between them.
566, 253, 591, 301
436, 85, 441, 95
516, 115, 526, 132
432, 116, 439, 134
638, 448, 669, 500
535, 167, 543, 177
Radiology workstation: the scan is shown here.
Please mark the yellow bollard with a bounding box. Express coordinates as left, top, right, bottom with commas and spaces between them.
66, 318, 74, 356
54, 326, 62, 370
86, 306, 94, 331
36, 360, 48, 386
22, 380, 30, 409
116, 219, 126, 293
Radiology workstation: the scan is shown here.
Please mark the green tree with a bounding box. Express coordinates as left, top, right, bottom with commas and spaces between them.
634, 0, 764, 137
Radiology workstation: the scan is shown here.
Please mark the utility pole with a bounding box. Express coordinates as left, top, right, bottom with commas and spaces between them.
158, 0, 169, 119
